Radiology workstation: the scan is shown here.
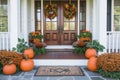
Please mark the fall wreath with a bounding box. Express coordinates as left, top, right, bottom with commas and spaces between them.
44, 4, 57, 19
64, 3, 77, 19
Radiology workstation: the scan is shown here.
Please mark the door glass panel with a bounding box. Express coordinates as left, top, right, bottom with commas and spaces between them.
35, 1, 41, 31
80, 22, 85, 30
46, 22, 51, 30
37, 22, 41, 30
37, 13, 40, 21
46, 18, 57, 30
79, 0, 86, 31
70, 22, 75, 30
64, 22, 69, 30
80, 12, 85, 21
52, 22, 57, 30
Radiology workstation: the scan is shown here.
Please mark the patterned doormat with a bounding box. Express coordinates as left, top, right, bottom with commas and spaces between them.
35, 66, 84, 76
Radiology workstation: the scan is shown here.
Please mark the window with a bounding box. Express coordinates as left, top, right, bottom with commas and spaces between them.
46, 17, 57, 30
0, 0, 8, 32
113, 0, 120, 31
79, 0, 86, 31
35, 1, 41, 31
64, 17, 75, 30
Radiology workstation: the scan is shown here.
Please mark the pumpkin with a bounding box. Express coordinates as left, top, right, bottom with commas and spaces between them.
87, 57, 98, 71
20, 56, 34, 72
23, 48, 34, 59
85, 48, 97, 58
3, 64, 16, 75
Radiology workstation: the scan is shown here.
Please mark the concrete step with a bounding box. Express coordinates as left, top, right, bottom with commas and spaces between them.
34, 59, 88, 66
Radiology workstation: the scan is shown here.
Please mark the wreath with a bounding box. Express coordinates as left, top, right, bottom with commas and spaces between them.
64, 3, 77, 19
44, 4, 57, 19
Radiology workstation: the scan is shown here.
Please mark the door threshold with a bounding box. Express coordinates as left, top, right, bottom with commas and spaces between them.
45, 45, 74, 49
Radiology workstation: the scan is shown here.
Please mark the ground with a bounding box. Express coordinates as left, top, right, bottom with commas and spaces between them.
0, 66, 118, 80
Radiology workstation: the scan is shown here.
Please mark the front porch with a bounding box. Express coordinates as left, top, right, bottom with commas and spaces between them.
0, 0, 120, 66
1, 0, 120, 79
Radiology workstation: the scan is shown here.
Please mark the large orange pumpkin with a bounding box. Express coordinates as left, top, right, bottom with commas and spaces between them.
87, 57, 98, 71
85, 48, 97, 58
23, 48, 34, 59
20, 58, 34, 72
3, 64, 16, 75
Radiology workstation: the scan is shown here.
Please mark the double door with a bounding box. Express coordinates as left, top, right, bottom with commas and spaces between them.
44, 1, 77, 45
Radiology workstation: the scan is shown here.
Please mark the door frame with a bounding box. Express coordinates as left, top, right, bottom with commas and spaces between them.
34, 0, 89, 45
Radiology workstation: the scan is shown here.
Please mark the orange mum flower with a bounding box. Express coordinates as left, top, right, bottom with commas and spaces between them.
31, 32, 35, 36
33, 39, 40, 43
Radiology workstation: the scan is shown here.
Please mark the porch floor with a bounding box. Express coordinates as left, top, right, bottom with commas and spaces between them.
34, 52, 86, 59
0, 66, 116, 80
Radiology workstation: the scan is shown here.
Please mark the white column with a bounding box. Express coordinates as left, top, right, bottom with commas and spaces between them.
22, 0, 28, 42
31, 0, 35, 31
86, 0, 91, 30
97, 0, 107, 54
111, 0, 114, 31
92, 0, 98, 40
9, 0, 20, 50
41, 0, 44, 42
77, 0, 80, 35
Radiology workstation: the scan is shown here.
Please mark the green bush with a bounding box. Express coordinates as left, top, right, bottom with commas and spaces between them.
12, 38, 28, 53
33, 47, 46, 55
86, 40, 105, 52
98, 68, 120, 79
73, 46, 87, 54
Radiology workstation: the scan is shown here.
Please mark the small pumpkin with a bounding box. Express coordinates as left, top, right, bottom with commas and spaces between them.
23, 48, 34, 59
85, 48, 97, 58
20, 55, 34, 72
87, 57, 98, 71
3, 63, 16, 75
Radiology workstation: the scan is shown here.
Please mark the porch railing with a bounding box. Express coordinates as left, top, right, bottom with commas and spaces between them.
107, 31, 120, 53
0, 32, 10, 50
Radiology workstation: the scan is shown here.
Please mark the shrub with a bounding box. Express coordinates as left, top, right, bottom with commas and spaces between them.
12, 38, 28, 53
0, 50, 23, 73
97, 53, 120, 79
0, 50, 23, 66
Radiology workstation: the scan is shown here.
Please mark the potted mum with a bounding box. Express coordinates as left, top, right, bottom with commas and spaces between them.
73, 30, 92, 54
29, 31, 46, 54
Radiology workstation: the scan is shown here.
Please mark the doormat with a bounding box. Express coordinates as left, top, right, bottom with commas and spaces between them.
35, 66, 84, 76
